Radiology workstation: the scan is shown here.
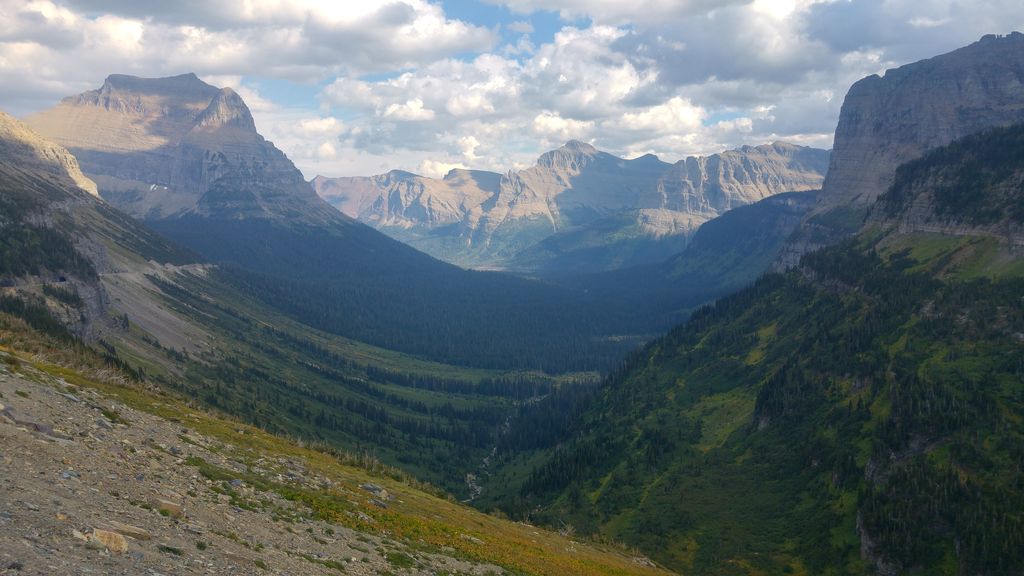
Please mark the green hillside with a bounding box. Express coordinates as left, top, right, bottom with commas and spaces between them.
149, 216, 641, 373
492, 128, 1024, 575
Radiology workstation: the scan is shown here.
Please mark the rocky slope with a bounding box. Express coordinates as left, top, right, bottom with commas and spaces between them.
0, 322, 668, 576
778, 32, 1024, 267
25, 73, 338, 225
315, 141, 829, 273
0, 112, 97, 198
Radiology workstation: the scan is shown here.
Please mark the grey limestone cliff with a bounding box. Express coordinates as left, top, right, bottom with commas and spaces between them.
776, 32, 1024, 269
819, 32, 1024, 212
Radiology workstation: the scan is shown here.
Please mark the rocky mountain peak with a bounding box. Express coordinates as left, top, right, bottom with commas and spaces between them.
537, 140, 601, 171
99, 72, 209, 94
26, 74, 341, 225
563, 139, 597, 153
193, 87, 257, 132
67, 73, 219, 116
385, 169, 420, 180
0, 112, 98, 196
767, 141, 802, 152
633, 153, 662, 163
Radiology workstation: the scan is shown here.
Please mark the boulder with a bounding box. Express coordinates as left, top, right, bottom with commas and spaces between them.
90, 528, 128, 553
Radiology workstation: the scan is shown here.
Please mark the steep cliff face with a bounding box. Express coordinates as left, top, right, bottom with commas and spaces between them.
775, 33, 1024, 270
25, 74, 337, 224
819, 32, 1024, 211
315, 140, 829, 272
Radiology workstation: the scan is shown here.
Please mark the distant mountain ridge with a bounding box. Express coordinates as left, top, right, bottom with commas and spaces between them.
314, 141, 829, 274
558, 190, 819, 329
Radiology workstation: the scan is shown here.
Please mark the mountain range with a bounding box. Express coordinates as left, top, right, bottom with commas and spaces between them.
1, 30, 1023, 576
314, 140, 829, 275
24, 73, 643, 373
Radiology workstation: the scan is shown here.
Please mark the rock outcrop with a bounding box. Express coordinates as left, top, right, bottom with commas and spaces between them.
315, 141, 829, 272
776, 32, 1024, 269
25, 74, 340, 225
818, 32, 1024, 211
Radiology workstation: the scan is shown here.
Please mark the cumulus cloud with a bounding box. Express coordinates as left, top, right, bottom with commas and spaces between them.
804, 0, 1024, 61
382, 98, 436, 121
532, 111, 594, 141
491, 0, 751, 26
317, 140, 338, 160
0, 0, 496, 110
419, 159, 469, 178
285, 0, 1020, 177
606, 97, 705, 134
1, 0, 1021, 179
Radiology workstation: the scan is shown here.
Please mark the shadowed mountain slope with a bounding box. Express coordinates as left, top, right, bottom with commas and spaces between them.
26, 74, 640, 373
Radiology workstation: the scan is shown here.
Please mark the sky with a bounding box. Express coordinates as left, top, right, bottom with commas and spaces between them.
1, 1, 1022, 178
